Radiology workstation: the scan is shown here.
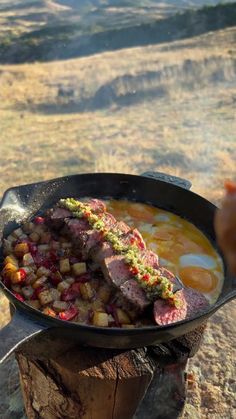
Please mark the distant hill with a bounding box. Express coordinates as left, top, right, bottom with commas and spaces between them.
0, 1, 235, 63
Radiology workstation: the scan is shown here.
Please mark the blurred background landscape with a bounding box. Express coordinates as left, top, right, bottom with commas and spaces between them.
0, 1, 235, 418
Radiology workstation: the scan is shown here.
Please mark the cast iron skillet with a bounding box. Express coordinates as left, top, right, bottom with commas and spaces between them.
0, 172, 235, 364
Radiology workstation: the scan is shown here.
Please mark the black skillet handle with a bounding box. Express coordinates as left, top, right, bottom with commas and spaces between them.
0, 307, 46, 364
141, 171, 192, 190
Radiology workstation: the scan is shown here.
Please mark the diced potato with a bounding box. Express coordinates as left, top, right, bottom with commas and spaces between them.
72, 262, 87, 276
6, 235, 16, 244
37, 244, 50, 253
91, 299, 104, 312
11, 271, 24, 284
65, 276, 75, 285
4, 255, 19, 267
80, 283, 94, 301
116, 309, 131, 325
21, 286, 34, 299
40, 232, 51, 244
2, 239, 13, 255
57, 280, 70, 292
25, 272, 37, 285
29, 232, 40, 243
27, 300, 41, 309
36, 266, 51, 278
38, 289, 53, 305
14, 242, 29, 258
11, 284, 22, 294
42, 307, 56, 317
3, 263, 18, 277
22, 252, 35, 266
50, 241, 60, 250
12, 228, 24, 238
53, 300, 68, 313
59, 236, 68, 243
22, 222, 35, 234
34, 225, 46, 235
90, 277, 100, 291
93, 312, 109, 327
50, 288, 61, 301
32, 276, 48, 289
97, 285, 111, 303
22, 267, 34, 278
61, 242, 72, 249
59, 258, 70, 274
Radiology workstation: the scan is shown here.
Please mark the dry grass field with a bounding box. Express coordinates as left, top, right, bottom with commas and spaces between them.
0, 1, 236, 418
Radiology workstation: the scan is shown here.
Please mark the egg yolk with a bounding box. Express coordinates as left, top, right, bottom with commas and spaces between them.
179, 266, 218, 293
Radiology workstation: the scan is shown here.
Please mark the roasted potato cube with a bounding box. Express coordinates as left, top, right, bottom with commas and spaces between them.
27, 300, 41, 309
72, 262, 86, 276
65, 276, 75, 285
32, 276, 48, 289
4, 255, 18, 267
116, 309, 131, 325
25, 272, 37, 285
22, 222, 35, 234
42, 307, 56, 317
61, 242, 72, 249
3, 263, 18, 277
6, 235, 16, 244
40, 232, 51, 244
80, 283, 94, 301
37, 244, 50, 253
50, 241, 60, 250
91, 299, 104, 312
21, 286, 34, 299
12, 228, 24, 238
59, 258, 70, 274
22, 252, 35, 266
36, 266, 51, 278
14, 242, 29, 258
11, 271, 24, 284
11, 284, 22, 294
50, 288, 61, 301
97, 285, 111, 303
57, 280, 70, 292
93, 312, 109, 327
53, 300, 68, 313
38, 289, 53, 305
29, 232, 40, 243
2, 239, 13, 255
34, 225, 46, 235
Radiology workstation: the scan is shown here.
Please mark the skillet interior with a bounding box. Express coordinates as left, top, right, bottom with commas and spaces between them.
0, 173, 234, 349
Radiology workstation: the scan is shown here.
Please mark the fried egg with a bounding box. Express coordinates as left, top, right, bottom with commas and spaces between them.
106, 200, 224, 304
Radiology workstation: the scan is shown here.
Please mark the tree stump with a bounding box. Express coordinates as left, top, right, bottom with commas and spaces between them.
15, 324, 206, 419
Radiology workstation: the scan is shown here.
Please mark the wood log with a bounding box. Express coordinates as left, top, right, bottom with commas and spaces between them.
16, 343, 155, 419
15, 325, 206, 419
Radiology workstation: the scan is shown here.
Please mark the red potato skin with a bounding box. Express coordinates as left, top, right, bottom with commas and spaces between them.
214, 181, 236, 275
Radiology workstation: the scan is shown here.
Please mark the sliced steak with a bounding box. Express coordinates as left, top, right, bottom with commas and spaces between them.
87, 199, 106, 213
183, 287, 209, 318
90, 242, 115, 265
102, 212, 117, 229
120, 279, 150, 311
140, 249, 159, 269
80, 230, 104, 259
153, 287, 209, 326
154, 290, 187, 326
65, 218, 90, 239
101, 255, 131, 287
158, 267, 183, 293
47, 207, 73, 229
